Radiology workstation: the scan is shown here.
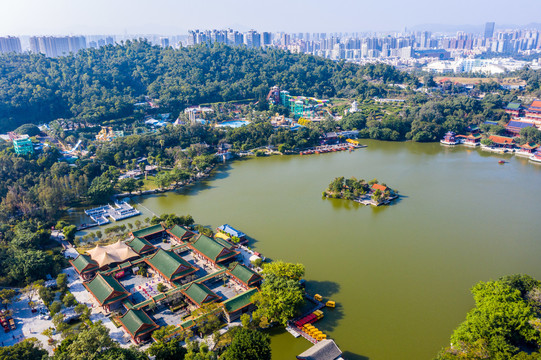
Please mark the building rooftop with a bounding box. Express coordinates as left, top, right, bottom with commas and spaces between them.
146, 249, 196, 281
506, 120, 534, 130
372, 184, 388, 192
297, 339, 343, 360
70, 254, 99, 274
191, 235, 238, 263
528, 100, 541, 110
521, 142, 539, 150
84, 273, 129, 306
167, 225, 195, 241
222, 287, 258, 313
86, 241, 139, 268
505, 102, 522, 110
126, 237, 155, 255
228, 264, 262, 286
131, 224, 165, 238
118, 309, 159, 339
182, 282, 221, 307
488, 135, 515, 144
218, 224, 246, 238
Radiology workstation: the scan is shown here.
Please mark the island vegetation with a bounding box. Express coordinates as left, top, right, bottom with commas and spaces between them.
324, 177, 398, 206
436, 274, 541, 360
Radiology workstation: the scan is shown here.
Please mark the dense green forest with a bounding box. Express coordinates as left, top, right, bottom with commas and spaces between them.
0, 40, 415, 132
436, 275, 541, 360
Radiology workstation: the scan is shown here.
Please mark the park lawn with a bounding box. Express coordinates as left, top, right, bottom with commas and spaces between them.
141, 175, 159, 190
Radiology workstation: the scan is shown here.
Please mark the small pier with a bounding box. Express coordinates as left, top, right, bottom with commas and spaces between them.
285, 325, 301, 338
356, 194, 399, 206
76, 222, 100, 231
84, 200, 141, 225
287, 294, 327, 343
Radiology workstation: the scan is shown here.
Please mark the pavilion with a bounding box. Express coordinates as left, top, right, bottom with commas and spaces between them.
83, 273, 130, 312
69, 254, 99, 280
117, 309, 159, 344
145, 249, 197, 284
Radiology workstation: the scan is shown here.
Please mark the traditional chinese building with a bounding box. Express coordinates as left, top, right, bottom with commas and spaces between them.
69, 254, 99, 281
166, 225, 195, 243
117, 309, 159, 344
130, 224, 166, 243
505, 120, 534, 137
83, 273, 130, 313
145, 249, 197, 284
181, 282, 221, 308
227, 263, 263, 289
457, 133, 481, 146
505, 102, 522, 117
488, 135, 516, 149
126, 237, 156, 256
525, 100, 541, 125
441, 131, 459, 145
519, 142, 539, 155
188, 235, 239, 265
371, 184, 388, 193
221, 288, 259, 322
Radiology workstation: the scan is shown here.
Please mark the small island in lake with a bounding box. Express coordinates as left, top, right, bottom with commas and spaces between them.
323, 176, 399, 206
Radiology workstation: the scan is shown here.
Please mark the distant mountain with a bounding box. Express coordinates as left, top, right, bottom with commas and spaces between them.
497, 23, 541, 30
409, 22, 541, 34
408, 23, 483, 34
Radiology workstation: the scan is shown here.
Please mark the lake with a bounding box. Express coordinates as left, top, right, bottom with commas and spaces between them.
78, 140, 541, 359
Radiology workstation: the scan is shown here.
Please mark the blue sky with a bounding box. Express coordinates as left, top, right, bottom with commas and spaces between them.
1, 0, 540, 35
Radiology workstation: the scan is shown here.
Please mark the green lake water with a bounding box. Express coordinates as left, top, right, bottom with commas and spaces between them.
76, 140, 541, 359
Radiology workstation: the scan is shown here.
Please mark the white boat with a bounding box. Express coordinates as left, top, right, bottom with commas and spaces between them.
529, 152, 541, 163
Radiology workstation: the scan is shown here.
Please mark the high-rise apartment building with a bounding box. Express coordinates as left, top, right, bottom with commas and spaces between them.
29, 36, 86, 57
484, 22, 495, 39
0, 36, 22, 53
244, 30, 261, 48
262, 32, 272, 46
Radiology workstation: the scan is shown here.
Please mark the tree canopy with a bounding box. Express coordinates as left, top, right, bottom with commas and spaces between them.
0, 338, 48, 360
222, 328, 271, 360
252, 261, 305, 326
0, 41, 413, 132
436, 274, 541, 360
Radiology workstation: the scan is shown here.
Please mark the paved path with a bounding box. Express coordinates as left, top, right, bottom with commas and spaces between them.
0, 294, 56, 353
64, 268, 132, 347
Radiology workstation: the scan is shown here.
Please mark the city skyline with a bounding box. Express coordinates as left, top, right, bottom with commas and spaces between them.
1, 0, 541, 36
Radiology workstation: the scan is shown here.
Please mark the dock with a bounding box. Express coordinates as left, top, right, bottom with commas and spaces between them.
287, 294, 327, 343
356, 194, 399, 206
76, 222, 100, 231
285, 325, 301, 338
84, 200, 141, 225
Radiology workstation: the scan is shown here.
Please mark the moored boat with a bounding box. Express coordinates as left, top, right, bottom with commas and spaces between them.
529, 151, 541, 163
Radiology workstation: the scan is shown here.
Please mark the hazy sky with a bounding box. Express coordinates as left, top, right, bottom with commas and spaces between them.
1, 0, 540, 35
